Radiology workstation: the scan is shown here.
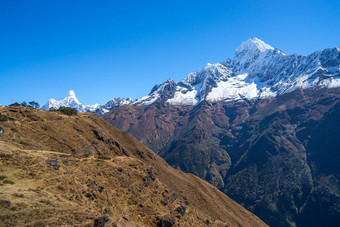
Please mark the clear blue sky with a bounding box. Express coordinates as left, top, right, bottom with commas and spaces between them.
0, 0, 339, 106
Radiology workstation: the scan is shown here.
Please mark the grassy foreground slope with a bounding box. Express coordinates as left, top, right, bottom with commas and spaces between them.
0, 107, 266, 227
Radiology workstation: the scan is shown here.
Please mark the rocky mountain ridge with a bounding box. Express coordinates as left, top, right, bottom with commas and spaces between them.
42, 38, 340, 114
135, 38, 339, 105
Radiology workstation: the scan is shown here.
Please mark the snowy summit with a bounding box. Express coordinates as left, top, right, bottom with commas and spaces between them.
134, 38, 340, 105
42, 90, 134, 116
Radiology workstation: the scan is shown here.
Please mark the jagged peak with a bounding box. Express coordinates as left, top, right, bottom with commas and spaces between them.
63, 90, 80, 104
66, 90, 76, 97
235, 38, 274, 56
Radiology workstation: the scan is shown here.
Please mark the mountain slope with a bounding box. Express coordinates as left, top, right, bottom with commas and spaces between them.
105, 87, 340, 227
104, 38, 340, 227
0, 106, 266, 226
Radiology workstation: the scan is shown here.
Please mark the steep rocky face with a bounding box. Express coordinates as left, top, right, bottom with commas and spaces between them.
0, 107, 266, 226
104, 87, 340, 227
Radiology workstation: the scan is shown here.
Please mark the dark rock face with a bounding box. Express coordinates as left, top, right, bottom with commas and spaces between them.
93, 215, 110, 227
93, 130, 104, 141
104, 87, 340, 227
45, 159, 60, 170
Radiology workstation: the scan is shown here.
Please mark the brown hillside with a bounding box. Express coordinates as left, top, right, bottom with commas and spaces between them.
0, 107, 266, 227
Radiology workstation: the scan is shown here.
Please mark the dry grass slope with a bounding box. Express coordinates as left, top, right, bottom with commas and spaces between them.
0, 107, 266, 226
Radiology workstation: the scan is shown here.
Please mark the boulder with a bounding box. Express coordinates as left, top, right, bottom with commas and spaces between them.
157, 217, 175, 227
93, 215, 110, 227
98, 186, 104, 193
45, 159, 60, 170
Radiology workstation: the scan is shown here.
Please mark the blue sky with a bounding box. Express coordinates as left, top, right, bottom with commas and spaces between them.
0, 0, 339, 106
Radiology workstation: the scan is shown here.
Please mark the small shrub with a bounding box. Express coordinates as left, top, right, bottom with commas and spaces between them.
0, 175, 7, 180
128, 163, 137, 168
28, 101, 40, 109
98, 156, 111, 160
19, 141, 29, 145
9, 102, 20, 106
11, 128, 17, 132
57, 106, 78, 116
3, 179, 15, 185
0, 114, 7, 122
83, 153, 90, 158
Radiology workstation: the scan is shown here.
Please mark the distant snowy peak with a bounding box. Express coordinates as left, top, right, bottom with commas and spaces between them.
135, 38, 340, 106
42, 90, 86, 112
235, 37, 274, 56
42, 90, 134, 116
102, 97, 135, 110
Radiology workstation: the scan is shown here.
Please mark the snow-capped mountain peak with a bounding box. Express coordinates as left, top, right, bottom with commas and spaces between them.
66, 90, 77, 99
135, 38, 340, 106
42, 90, 134, 116
235, 37, 274, 56
42, 90, 84, 111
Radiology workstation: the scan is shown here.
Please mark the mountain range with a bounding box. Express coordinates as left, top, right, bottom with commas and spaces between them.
44, 38, 339, 113
41, 38, 340, 226
42, 90, 134, 116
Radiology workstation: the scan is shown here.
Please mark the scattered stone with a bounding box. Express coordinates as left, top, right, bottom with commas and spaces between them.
147, 169, 156, 181
175, 205, 186, 216
42, 125, 48, 130
93, 130, 104, 141
63, 160, 70, 166
117, 167, 123, 172
90, 181, 97, 191
98, 186, 104, 193
143, 176, 151, 187
85, 192, 97, 200
157, 217, 176, 227
0, 127, 4, 134
12, 193, 24, 198
0, 200, 11, 208
163, 193, 178, 206
93, 215, 110, 227
45, 159, 60, 170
